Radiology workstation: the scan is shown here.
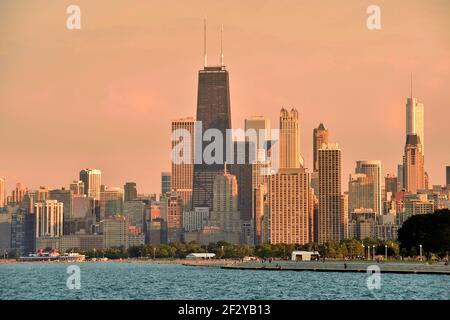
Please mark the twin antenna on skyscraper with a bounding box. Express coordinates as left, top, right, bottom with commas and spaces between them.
203, 18, 224, 68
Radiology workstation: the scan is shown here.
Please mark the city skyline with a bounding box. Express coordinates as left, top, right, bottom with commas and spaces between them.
1, 0, 450, 194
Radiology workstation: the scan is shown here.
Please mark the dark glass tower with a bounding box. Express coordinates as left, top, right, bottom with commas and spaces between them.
192, 66, 232, 210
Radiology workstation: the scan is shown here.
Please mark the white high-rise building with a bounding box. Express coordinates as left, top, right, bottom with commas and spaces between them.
35, 200, 64, 238
79, 169, 102, 200
406, 97, 424, 154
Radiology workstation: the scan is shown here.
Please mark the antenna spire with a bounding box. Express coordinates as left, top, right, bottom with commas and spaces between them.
220, 24, 224, 67
410, 72, 413, 100
203, 18, 207, 67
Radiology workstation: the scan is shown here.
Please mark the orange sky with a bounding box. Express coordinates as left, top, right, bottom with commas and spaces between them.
1, 0, 449, 194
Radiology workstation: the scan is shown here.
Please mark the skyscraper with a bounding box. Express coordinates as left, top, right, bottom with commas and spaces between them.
355, 160, 382, 215
99, 186, 124, 219
406, 94, 424, 154
313, 123, 329, 172
403, 134, 425, 193
318, 143, 342, 244
0, 177, 5, 208
35, 200, 64, 238
11, 183, 27, 207
279, 108, 302, 169
79, 169, 102, 200
267, 168, 310, 244
192, 64, 232, 211
348, 173, 375, 214
161, 172, 172, 195
70, 180, 85, 195
385, 173, 398, 199
171, 117, 195, 211
124, 182, 138, 202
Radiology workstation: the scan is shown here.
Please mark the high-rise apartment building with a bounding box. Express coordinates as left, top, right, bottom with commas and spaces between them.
267, 168, 310, 244
355, 160, 382, 215
102, 215, 128, 248
35, 200, 64, 238
192, 65, 232, 211
313, 123, 329, 172
318, 143, 342, 244
79, 169, 102, 200
279, 108, 302, 169
403, 134, 425, 194
171, 117, 195, 211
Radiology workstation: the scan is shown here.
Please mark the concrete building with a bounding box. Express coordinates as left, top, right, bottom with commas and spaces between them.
171, 117, 195, 211
347, 209, 376, 240
35, 200, 64, 238
318, 143, 342, 244
403, 193, 434, 223
267, 168, 310, 244
0, 210, 12, 254
183, 207, 209, 232
11, 183, 27, 207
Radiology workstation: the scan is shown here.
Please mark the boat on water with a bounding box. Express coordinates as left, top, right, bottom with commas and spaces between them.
17, 249, 86, 262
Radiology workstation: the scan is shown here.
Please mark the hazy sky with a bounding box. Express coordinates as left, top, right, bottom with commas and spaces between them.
1, 0, 449, 194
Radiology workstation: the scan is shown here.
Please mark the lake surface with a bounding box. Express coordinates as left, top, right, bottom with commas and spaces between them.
0, 262, 448, 300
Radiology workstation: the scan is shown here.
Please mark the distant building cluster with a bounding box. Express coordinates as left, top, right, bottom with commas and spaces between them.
0, 62, 449, 256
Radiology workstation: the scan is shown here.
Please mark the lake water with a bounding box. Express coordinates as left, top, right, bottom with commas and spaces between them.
0, 262, 448, 300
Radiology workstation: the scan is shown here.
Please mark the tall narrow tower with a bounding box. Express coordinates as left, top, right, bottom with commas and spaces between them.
192, 23, 232, 211
313, 123, 329, 172
279, 108, 301, 169
406, 76, 425, 154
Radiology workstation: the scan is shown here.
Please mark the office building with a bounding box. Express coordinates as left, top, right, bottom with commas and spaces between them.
0, 177, 5, 208
192, 64, 232, 211
403, 134, 425, 194
79, 169, 102, 200
124, 182, 138, 202
355, 160, 381, 215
